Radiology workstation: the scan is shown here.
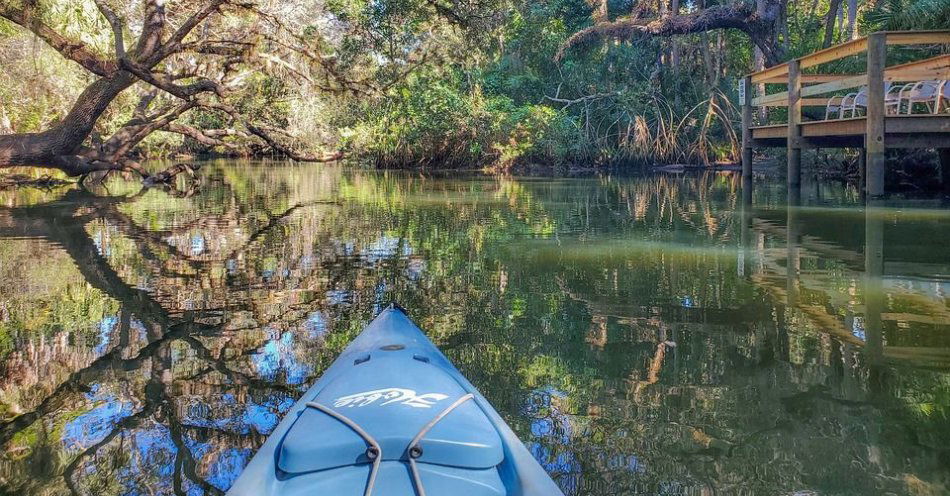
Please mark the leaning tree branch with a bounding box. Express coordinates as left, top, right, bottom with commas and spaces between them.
134, 0, 168, 60
132, 90, 160, 119
558, 5, 753, 60
120, 59, 226, 99
163, 122, 241, 149
245, 123, 344, 162
556, 2, 785, 66
0, 0, 342, 179
104, 100, 199, 157
543, 91, 619, 109
93, 0, 126, 60
195, 102, 342, 162
180, 39, 256, 57
0, 3, 117, 76
147, 0, 232, 66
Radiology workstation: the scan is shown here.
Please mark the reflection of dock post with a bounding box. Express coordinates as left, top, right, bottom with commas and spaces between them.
787, 60, 802, 191
786, 188, 801, 307
741, 75, 754, 206
739, 200, 753, 278
865, 201, 884, 361
865, 33, 887, 198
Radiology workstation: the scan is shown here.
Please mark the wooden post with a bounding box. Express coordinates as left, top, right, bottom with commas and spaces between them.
741, 75, 754, 205
940, 148, 950, 191
858, 148, 866, 193
866, 32, 887, 197
787, 59, 802, 191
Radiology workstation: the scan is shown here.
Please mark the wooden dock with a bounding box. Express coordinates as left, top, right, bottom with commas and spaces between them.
740, 31, 950, 197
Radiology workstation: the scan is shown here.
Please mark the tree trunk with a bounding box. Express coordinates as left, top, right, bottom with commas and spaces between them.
591, 0, 608, 22
823, 0, 843, 48
0, 107, 10, 134
717, 31, 725, 83
837, 1, 845, 34
670, 0, 681, 68
846, 0, 858, 40
755, 48, 767, 120
0, 72, 135, 174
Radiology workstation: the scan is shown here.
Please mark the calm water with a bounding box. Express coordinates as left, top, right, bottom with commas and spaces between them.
0, 163, 948, 495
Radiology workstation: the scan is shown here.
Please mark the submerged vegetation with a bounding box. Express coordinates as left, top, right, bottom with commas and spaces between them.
0, 0, 948, 175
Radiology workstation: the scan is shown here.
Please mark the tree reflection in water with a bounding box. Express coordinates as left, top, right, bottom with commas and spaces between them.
0, 163, 947, 495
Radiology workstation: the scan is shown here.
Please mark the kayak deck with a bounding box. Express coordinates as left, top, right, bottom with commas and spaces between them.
227, 305, 564, 496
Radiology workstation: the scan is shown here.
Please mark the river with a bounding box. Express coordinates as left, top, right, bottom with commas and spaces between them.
0, 162, 947, 495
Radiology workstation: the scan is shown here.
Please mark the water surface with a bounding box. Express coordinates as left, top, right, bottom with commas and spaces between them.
0, 163, 948, 495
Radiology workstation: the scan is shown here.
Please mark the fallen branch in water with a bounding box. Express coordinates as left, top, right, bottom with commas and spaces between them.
245, 123, 345, 162
144, 162, 203, 185
543, 91, 619, 110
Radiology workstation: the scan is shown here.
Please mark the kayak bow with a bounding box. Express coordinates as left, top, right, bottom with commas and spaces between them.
227, 304, 565, 496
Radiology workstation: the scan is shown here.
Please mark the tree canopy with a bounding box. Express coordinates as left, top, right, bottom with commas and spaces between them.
0, 0, 947, 177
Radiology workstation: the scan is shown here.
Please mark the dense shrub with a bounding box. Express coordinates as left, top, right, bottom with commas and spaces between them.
342, 73, 568, 168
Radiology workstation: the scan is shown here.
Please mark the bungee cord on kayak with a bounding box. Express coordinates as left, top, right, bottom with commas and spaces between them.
304, 402, 383, 496
304, 393, 475, 496
407, 394, 476, 496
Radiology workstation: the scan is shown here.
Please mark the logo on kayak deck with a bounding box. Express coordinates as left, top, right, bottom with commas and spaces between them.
333, 388, 449, 408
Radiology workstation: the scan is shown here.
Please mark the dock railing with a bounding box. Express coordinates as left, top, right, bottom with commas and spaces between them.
740, 30, 950, 197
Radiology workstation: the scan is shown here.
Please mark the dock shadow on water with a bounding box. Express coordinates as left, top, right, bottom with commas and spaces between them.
0, 162, 947, 495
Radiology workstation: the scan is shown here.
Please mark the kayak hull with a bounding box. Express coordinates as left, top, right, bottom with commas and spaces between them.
227, 305, 564, 496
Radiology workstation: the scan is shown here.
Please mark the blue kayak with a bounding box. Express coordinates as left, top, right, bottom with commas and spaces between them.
227, 304, 565, 496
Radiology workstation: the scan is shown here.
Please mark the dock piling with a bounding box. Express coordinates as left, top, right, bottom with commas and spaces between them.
940, 149, 950, 191
741, 75, 754, 205
787, 60, 802, 190
865, 33, 887, 197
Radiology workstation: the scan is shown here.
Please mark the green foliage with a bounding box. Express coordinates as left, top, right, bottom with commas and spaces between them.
344, 71, 567, 168
0, 16, 17, 37
336, 0, 750, 168
2, 0, 947, 170
234, 74, 292, 127
863, 0, 950, 30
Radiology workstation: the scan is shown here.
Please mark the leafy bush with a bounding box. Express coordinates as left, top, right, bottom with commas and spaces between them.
343, 72, 567, 168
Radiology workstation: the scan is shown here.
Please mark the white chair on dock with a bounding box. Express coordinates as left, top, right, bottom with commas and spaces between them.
836, 84, 905, 118
825, 84, 902, 119
825, 90, 864, 119
825, 95, 847, 119
840, 88, 867, 118
884, 83, 905, 114
934, 80, 948, 113
898, 80, 941, 113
